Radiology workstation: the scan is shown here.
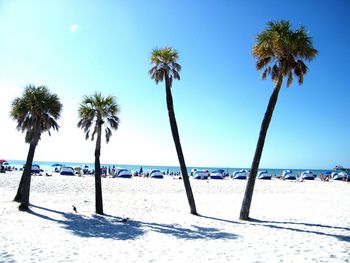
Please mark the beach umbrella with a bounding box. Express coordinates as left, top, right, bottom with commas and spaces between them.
325, 171, 332, 175
0, 159, 7, 164
51, 163, 62, 167
139, 166, 143, 173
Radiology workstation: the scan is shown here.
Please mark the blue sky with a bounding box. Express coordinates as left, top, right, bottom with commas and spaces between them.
0, 0, 349, 169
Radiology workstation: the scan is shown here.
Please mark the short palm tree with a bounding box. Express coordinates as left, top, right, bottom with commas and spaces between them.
10, 85, 62, 210
77, 93, 120, 215
240, 20, 318, 220
149, 47, 197, 215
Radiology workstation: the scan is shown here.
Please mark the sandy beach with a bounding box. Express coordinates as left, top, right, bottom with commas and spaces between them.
0, 171, 349, 262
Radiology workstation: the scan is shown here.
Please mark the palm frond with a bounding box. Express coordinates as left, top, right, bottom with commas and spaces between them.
172, 70, 180, 80
107, 116, 120, 130
261, 67, 270, 80
256, 57, 271, 70
172, 62, 182, 72
271, 64, 280, 81
105, 127, 112, 143
287, 71, 293, 87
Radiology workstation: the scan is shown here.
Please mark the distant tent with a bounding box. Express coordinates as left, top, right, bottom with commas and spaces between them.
149, 169, 164, 179
60, 167, 75, 176
31, 164, 41, 174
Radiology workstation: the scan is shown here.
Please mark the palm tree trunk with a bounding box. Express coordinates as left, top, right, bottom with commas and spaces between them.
239, 77, 283, 220
94, 123, 104, 215
165, 75, 197, 215
16, 143, 36, 211
14, 171, 25, 202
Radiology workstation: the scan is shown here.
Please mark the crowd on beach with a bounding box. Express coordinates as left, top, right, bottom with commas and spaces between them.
0, 164, 16, 173
2, 162, 350, 183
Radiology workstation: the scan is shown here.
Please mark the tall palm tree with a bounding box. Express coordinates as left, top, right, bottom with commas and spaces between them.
77, 93, 120, 215
149, 47, 197, 215
240, 20, 318, 220
10, 85, 62, 211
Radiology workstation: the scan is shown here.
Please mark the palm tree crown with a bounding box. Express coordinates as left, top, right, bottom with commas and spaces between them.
10, 85, 62, 144
149, 47, 181, 84
252, 20, 318, 87
77, 93, 120, 143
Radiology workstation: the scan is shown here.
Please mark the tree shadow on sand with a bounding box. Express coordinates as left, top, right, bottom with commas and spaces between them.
141, 221, 238, 240
197, 214, 350, 243
29, 205, 238, 241
249, 218, 350, 243
199, 214, 243, 225
29, 205, 141, 240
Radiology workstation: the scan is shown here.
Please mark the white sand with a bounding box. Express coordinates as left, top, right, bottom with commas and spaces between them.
0, 172, 349, 262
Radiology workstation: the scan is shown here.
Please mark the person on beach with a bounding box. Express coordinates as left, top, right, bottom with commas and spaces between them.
320, 172, 324, 181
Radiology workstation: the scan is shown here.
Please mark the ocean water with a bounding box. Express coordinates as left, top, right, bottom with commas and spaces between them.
4, 159, 331, 177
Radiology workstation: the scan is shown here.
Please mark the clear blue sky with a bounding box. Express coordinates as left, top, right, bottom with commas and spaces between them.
0, 0, 349, 169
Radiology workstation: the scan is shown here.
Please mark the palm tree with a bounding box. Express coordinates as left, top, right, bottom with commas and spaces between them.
10, 85, 62, 211
239, 20, 318, 220
149, 47, 197, 215
77, 93, 120, 215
